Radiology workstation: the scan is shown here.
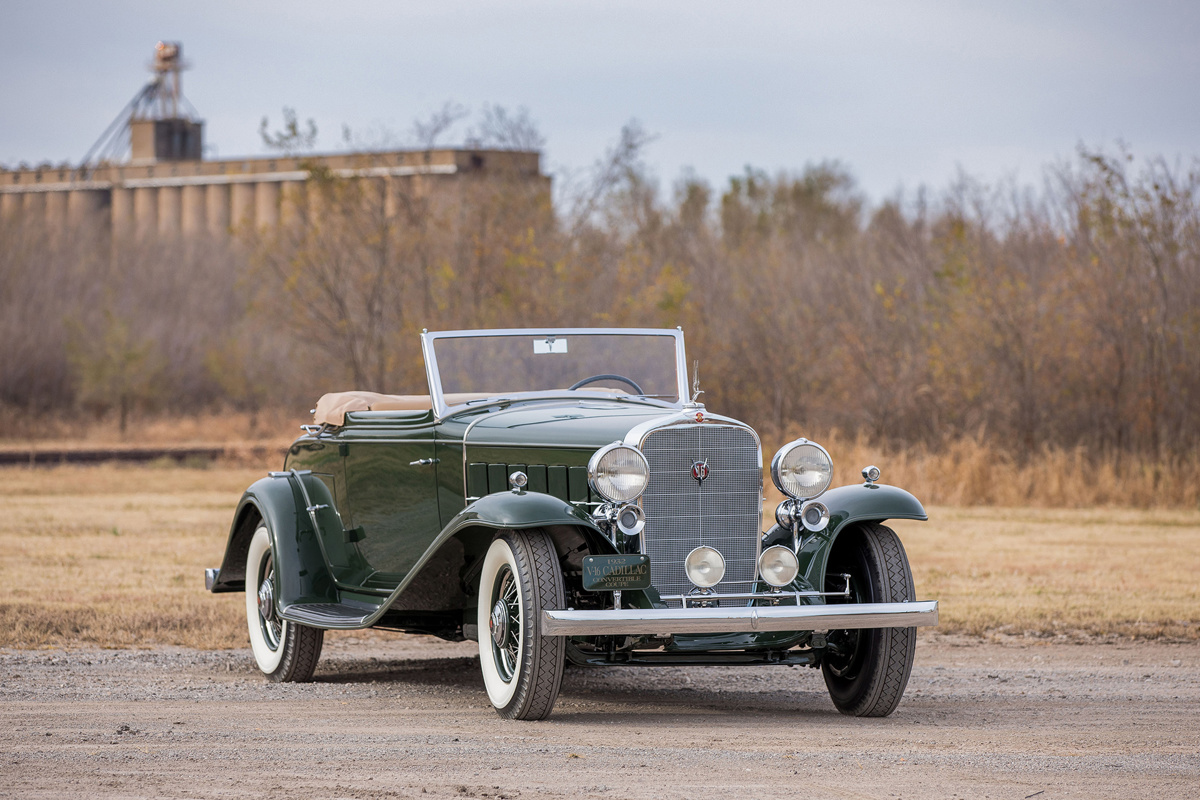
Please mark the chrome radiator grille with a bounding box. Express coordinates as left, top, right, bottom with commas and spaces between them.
639, 423, 762, 607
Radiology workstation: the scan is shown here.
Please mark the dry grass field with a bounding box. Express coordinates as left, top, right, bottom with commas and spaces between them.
762, 428, 1200, 510
6, 410, 1200, 508
1, 461, 1196, 649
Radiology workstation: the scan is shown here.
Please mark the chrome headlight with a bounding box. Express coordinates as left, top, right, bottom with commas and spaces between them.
758, 545, 799, 588
588, 443, 650, 503
684, 546, 725, 588
770, 439, 833, 500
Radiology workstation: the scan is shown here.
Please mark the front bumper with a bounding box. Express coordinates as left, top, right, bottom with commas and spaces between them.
542, 600, 938, 636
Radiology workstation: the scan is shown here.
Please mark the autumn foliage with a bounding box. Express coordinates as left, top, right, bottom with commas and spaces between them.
2, 133, 1197, 502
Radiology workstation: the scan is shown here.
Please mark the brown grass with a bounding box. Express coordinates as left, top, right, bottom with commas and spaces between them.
763, 429, 1200, 510
5, 411, 1200, 508
0, 464, 258, 649
896, 507, 1200, 640
2, 462, 1197, 649
0, 408, 300, 447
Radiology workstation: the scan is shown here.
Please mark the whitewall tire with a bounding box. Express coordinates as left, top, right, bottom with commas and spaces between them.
477, 529, 566, 720
245, 524, 324, 682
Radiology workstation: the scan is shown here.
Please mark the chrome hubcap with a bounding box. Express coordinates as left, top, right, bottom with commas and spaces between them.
490, 566, 521, 682
256, 549, 284, 651
490, 599, 508, 648
257, 578, 275, 621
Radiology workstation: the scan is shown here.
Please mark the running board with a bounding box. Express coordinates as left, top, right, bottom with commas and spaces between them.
542, 600, 939, 636
280, 600, 380, 628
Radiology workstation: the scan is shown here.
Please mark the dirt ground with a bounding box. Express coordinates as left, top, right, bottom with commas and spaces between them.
2, 633, 1196, 800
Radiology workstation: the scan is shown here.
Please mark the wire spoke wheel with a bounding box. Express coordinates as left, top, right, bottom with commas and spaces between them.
477, 529, 566, 720
245, 524, 325, 683
490, 566, 522, 681
258, 552, 284, 650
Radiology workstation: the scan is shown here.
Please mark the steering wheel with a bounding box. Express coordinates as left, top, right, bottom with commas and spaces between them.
568, 374, 645, 395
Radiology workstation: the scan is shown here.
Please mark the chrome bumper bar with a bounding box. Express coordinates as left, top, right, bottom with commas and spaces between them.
542, 600, 938, 636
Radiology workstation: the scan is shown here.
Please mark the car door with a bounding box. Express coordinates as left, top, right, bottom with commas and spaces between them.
340, 414, 442, 593
286, 439, 369, 586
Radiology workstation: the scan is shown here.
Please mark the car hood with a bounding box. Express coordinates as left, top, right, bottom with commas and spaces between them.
460, 400, 677, 449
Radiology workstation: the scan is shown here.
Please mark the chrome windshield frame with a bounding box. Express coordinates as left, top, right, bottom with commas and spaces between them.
420, 328, 690, 420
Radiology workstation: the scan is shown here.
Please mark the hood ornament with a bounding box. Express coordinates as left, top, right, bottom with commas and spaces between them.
685, 360, 706, 414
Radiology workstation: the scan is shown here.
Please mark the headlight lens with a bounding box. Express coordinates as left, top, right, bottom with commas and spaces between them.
758, 545, 799, 587
684, 546, 725, 588
770, 439, 833, 499
588, 443, 650, 503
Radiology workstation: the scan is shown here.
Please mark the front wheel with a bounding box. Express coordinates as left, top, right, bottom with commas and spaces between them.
245, 524, 324, 682
820, 522, 917, 717
477, 529, 566, 720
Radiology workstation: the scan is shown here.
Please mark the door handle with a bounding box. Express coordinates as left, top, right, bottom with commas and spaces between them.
409, 458, 440, 466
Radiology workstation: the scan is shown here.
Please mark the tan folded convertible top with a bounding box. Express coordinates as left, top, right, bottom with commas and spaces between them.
313, 391, 494, 426
314, 387, 634, 427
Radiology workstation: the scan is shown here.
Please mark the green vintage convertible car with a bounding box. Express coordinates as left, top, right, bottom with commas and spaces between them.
206, 328, 937, 719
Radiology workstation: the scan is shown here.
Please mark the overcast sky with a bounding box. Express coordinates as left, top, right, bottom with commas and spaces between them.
2, 1, 1197, 202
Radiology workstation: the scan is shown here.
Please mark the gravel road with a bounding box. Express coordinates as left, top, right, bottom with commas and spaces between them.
2, 634, 1196, 799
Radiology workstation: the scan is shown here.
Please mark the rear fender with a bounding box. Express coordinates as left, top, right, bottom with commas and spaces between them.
209, 473, 339, 609
763, 483, 927, 593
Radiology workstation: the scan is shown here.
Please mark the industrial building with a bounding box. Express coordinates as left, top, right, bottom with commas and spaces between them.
0, 42, 547, 241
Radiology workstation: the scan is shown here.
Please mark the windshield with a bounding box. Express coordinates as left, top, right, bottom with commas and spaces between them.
425, 330, 686, 414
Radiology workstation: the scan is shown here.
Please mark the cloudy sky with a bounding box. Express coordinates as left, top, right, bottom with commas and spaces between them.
2, 1, 1197, 201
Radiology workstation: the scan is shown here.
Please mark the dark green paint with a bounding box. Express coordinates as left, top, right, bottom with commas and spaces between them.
213, 473, 339, 611
215, 395, 927, 657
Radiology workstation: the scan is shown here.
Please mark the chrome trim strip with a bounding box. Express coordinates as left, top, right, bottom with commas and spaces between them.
541, 601, 939, 636
327, 438, 439, 444
460, 441, 604, 450
659, 588, 850, 605
419, 330, 443, 417
460, 410, 497, 499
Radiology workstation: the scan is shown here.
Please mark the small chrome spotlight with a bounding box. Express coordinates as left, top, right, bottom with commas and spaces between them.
862, 465, 881, 485
758, 545, 800, 588
615, 504, 645, 537
685, 546, 725, 588
799, 500, 830, 532
509, 471, 528, 491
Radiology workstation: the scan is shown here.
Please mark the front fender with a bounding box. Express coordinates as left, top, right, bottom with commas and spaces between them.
211, 474, 338, 610
448, 490, 606, 535
371, 490, 614, 621
821, 482, 927, 528
763, 482, 927, 592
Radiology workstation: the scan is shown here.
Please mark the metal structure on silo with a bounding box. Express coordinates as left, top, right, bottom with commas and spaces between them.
0, 43, 550, 249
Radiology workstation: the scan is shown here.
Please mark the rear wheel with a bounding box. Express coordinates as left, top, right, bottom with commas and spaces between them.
820, 522, 916, 717
477, 528, 566, 720
245, 525, 324, 682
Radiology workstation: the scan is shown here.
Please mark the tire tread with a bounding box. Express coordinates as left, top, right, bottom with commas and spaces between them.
494, 528, 565, 720
822, 522, 917, 717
